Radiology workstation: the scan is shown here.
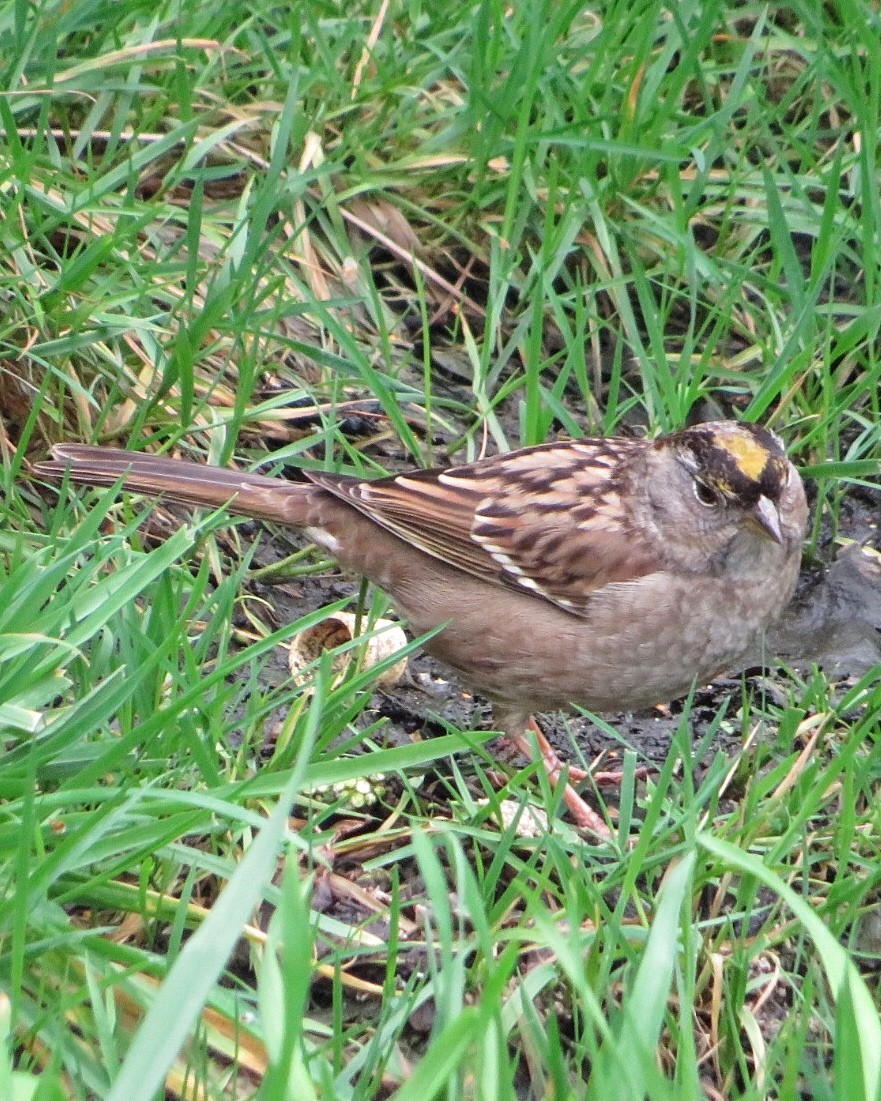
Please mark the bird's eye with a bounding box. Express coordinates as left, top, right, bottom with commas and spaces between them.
693, 480, 721, 507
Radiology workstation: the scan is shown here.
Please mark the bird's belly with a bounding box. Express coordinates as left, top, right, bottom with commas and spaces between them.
397, 565, 798, 714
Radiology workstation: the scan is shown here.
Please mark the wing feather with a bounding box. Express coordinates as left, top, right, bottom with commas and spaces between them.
309, 440, 661, 616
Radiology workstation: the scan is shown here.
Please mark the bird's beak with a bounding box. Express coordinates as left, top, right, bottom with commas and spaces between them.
750, 495, 784, 544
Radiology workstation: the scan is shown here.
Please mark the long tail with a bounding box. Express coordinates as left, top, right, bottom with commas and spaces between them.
34, 444, 313, 526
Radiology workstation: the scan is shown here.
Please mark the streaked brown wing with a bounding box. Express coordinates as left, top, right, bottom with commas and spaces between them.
309, 440, 661, 615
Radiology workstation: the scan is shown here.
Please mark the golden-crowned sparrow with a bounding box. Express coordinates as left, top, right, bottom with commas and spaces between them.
35, 421, 808, 834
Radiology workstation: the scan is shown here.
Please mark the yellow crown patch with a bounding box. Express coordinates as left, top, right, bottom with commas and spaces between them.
718, 429, 769, 481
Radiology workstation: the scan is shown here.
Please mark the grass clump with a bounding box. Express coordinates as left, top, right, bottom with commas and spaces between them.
1, 0, 880, 1097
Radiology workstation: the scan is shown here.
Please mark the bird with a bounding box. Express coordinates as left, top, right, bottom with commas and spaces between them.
34, 420, 808, 835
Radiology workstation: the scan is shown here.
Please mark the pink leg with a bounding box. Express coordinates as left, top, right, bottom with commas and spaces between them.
518, 718, 654, 785
510, 718, 611, 838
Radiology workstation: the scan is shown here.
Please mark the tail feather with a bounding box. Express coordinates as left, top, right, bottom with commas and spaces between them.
34, 444, 313, 527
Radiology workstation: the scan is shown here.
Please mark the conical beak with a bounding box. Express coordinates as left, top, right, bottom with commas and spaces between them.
751, 495, 783, 544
